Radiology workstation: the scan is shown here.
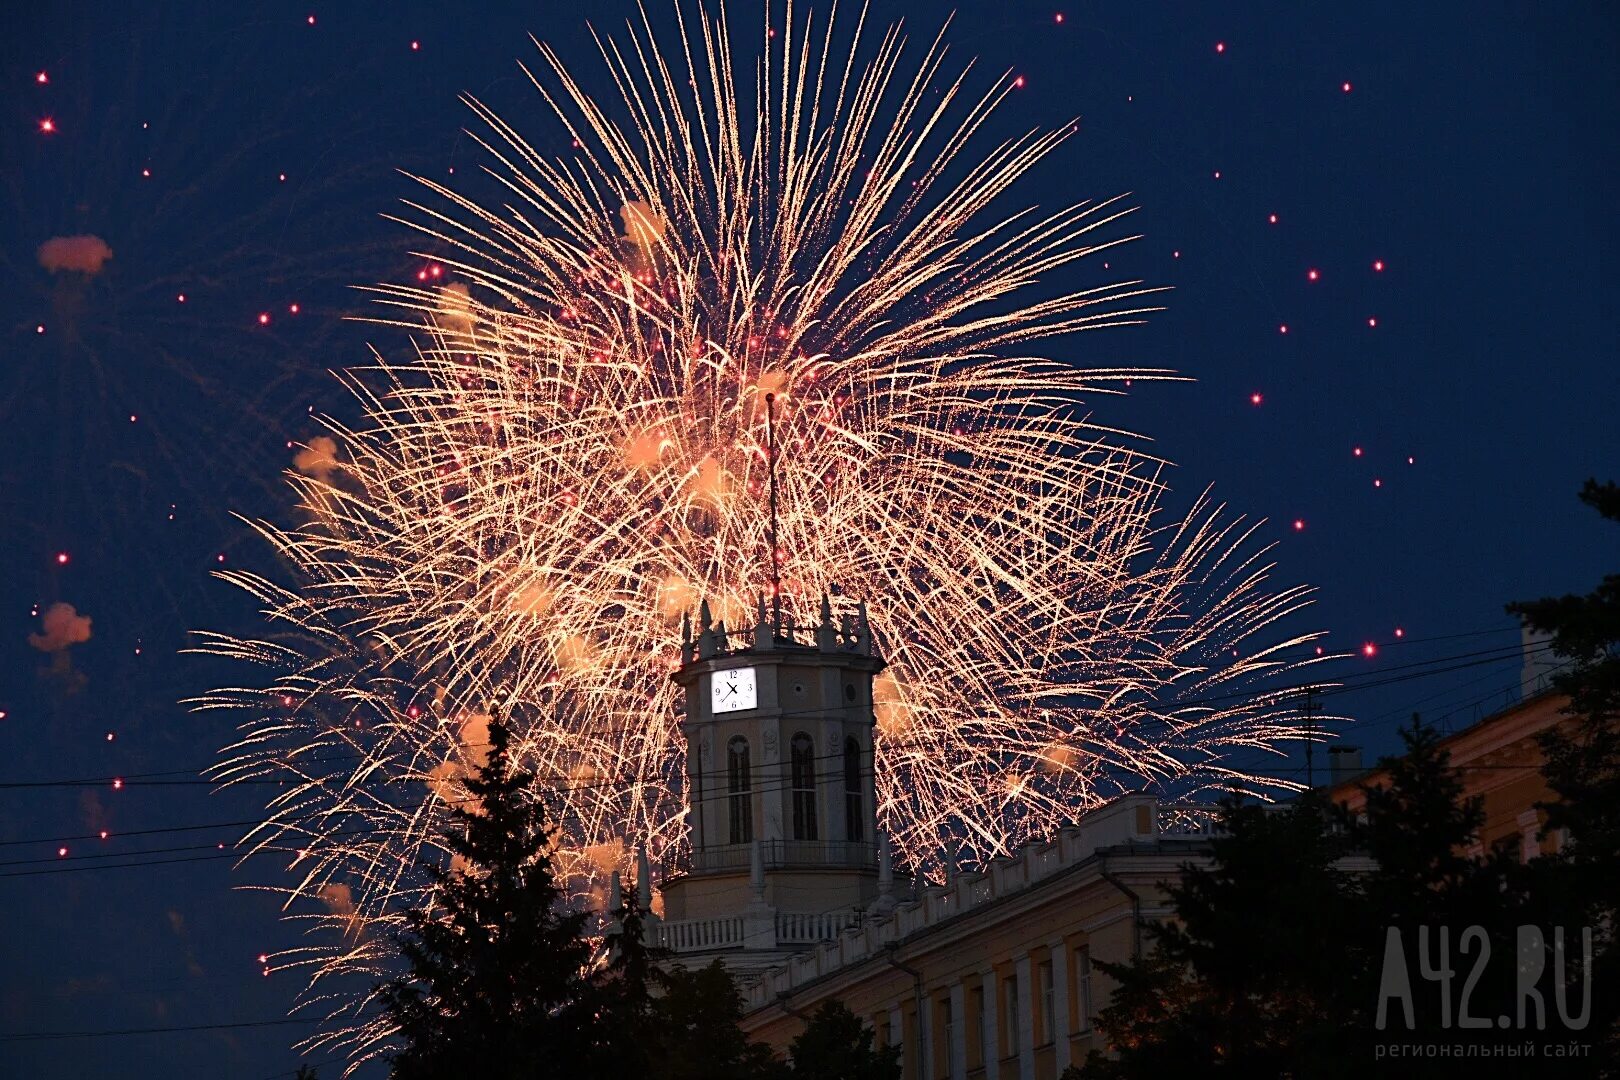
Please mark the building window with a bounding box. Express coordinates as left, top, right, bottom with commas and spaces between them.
690, 762, 703, 848
727, 736, 752, 844
1039, 960, 1055, 1045
791, 732, 818, 840
1075, 946, 1093, 1032
1004, 976, 1019, 1055
970, 985, 987, 1067
938, 995, 954, 1079
844, 737, 863, 842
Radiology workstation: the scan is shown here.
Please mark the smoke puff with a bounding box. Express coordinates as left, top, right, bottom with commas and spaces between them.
436, 282, 477, 335
293, 436, 341, 479
29, 602, 92, 653
459, 711, 491, 770
37, 235, 114, 275
318, 882, 355, 917
619, 201, 668, 251
424, 711, 493, 810
318, 883, 362, 938
40, 651, 87, 696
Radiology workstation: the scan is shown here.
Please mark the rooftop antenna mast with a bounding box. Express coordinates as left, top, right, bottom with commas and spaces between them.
1302, 684, 1324, 788
765, 393, 783, 635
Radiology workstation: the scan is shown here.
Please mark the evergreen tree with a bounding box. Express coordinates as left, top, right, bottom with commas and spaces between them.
593, 887, 670, 1072
1072, 721, 1534, 1079
786, 1000, 901, 1080
1072, 796, 1364, 1078
1508, 478, 1620, 1065
1507, 479, 1620, 877
652, 960, 783, 1080
376, 714, 598, 1079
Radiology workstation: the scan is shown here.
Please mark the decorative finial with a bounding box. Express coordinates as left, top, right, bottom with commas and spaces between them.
698, 599, 716, 659
754, 595, 772, 650
605, 868, 625, 941
636, 845, 652, 909
856, 601, 872, 656
817, 593, 836, 652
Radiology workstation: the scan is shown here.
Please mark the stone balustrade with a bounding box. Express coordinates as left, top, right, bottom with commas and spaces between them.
776, 911, 860, 944
741, 793, 1210, 1010
650, 795, 1238, 975
654, 915, 746, 952
663, 838, 878, 879
653, 909, 865, 955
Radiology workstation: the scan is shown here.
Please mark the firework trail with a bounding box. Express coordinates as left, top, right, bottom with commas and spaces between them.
193, 3, 1329, 1064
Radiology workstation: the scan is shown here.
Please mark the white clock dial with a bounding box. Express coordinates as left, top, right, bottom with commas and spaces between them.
711, 666, 757, 713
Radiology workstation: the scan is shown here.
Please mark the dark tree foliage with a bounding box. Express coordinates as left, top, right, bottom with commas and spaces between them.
362, 719, 990, 1079
652, 960, 784, 1080
293, 1067, 319, 1080
786, 1000, 902, 1080
1069, 721, 1573, 1079
1070, 795, 1368, 1078
1508, 478, 1620, 1064
1507, 479, 1620, 872
593, 887, 672, 1072
376, 715, 599, 1079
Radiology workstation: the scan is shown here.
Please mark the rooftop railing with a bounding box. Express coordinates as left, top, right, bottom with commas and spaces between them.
662, 839, 877, 879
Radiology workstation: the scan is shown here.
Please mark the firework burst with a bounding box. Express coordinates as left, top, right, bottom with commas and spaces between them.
194, 3, 1328, 1064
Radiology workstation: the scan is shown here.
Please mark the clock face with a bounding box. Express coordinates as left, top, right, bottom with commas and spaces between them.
711, 666, 758, 714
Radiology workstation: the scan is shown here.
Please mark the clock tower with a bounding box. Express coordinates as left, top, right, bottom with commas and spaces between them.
654, 594, 898, 974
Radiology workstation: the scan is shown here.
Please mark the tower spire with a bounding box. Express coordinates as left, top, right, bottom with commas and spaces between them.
765, 392, 783, 636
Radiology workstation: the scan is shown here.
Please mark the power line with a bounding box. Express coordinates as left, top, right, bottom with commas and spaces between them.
0, 638, 1561, 860
250, 1056, 345, 1080
0, 850, 246, 878
0, 766, 887, 878
0, 726, 864, 790
0, 1016, 325, 1042
0, 748, 1565, 879
0, 638, 1551, 794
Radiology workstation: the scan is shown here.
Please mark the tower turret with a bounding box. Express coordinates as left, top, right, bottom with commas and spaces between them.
655, 594, 889, 974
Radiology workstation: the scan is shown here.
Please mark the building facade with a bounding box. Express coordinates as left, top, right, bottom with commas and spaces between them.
1323, 689, 1574, 862
636, 595, 1225, 1079
735, 795, 1223, 1080
619, 604, 1581, 1078
651, 595, 895, 979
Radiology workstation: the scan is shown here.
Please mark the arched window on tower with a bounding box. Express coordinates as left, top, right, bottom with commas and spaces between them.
790, 733, 818, 841
690, 761, 703, 849
727, 736, 752, 845
844, 737, 864, 842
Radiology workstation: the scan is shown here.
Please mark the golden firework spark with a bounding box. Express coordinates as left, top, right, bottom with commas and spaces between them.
193, 3, 1329, 1065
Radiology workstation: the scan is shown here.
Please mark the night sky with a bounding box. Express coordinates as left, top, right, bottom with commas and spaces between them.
3, 3, 1616, 1076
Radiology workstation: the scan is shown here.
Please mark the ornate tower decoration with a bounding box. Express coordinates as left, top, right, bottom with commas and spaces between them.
654, 594, 899, 973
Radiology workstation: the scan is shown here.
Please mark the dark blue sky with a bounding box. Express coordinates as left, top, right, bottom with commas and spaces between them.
3, 3, 1616, 1076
